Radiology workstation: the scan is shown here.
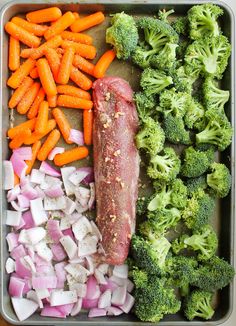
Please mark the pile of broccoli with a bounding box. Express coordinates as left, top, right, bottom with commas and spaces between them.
106, 3, 234, 323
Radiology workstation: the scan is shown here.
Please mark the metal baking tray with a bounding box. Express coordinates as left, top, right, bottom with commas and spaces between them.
0, 0, 235, 325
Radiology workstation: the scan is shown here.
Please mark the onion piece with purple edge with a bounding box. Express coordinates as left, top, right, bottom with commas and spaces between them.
80, 167, 94, 185
95, 268, 108, 285
85, 256, 95, 275
21, 183, 38, 200
63, 197, 76, 215
27, 290, 43, 309
98, 289, 112, 309
69, 283, 87, 298
68, 169, 90, 186
41, 305, 66, 318
7, 185, 21, 202
44, 196, 66, 210
48, 147, 65, 161
51, 243, 67, 261
45, 184, 64, 198
60, 235, 77, 259
78, 235, 98, 257
5, 257, 15, 274
23, 255, 36, 273
88, 182, 95, 210
70, 297, 82, 316
75, 186, 90, 207
47, 219, 64, 243
22, 210, 35, 229
119, 293, 135, 313
100, 278, 118, 293
9, 276, 25, 297
113, 264, 128, 279
111, 286, 127, 306
34, 241, 53, 261
11, 297, 39, 321
6, 233, 19, 252
11, 200, 28, 212
3, 160, 14, 190
10, 244, 26, 260
86, 276, 101, 300
90, 221, 102, 241
88, 308, 107, 318
65, 264, 88, 283
69, 129, 84, 145
17, 194, 30, 209
19, 227, 46, 245
72, 216, 92, 241
10, 152, 27, 178
82, 298, 99, 309
106, 306, 123, 316
55, 262, 67, 288
13, 147, 32, 160
61, 167, 76, 196
39, 161, 61, 177
32, 275, 57, 289
15, 257, 32, 278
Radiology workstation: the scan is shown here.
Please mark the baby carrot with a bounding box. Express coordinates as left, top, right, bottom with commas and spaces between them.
37, 129, 61, 161
37, 58, 57, 97
57, 47, 75, 85
5, 22, 41, 48
93, 49, 116, 78
52, 108, 72, 144
30, 67, 39, 79
61, 31, 93, 45
44, 11, 76, 40
26, 7, 62, 23
54, 146, 89, 166
73, 12, 80, 20
8, 76, 33, 109
27, 87, 45, 119
83, 110, 93, 145
35, 101, 49, 135
57, 95, 93, 110
61, 40, 96, 60
56, 48, 64, 56
21, 35, 62, 60
9, 36, 20, 71
25, 140, 41, 174
44, 47, 61, 80
47, 95, 57, 108
11, 16, 48, 37
57, 85, 91, 100
83, 109, 93, 146
70, 66, 92, 90
7, 118, 36, 139
14, 173, 20, 186
24, 119, 56, 145
73, 54, 95, 76
7, 58, 36, 89
71, 11, 105, 33
17, 82, 40, 115
9, 129, 31, 149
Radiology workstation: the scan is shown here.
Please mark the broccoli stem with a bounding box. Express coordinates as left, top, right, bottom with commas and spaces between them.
195, 298, 214, 319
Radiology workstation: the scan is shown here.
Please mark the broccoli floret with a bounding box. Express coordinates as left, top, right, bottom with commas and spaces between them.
136, 196, 149, 216
134, 92, 157, 122
176, 39, 190, 61
148, 179, 187, 212
166, 256, 198, 297
184, 290, 215, 320
163, 115, 192, 145
203, 77, 230, 113
196, 109, 233, 151
147, 147, 181, 181
172, 224, 218, 261
172, 16, 189, 36
192, 255, 235, 292
185, 35, 231, 79
181, 146, 212, 178
132, 17, 178, 69
140, 68, 173, 96
131, 234, 171, 275
188, 3, 223, 40
184, 98, 206, 131
134, 276, 181, 322
141, 209, 181, 235
131, 267, 148, 289
185, 175, 208, 196
151, 43, 178, 70
207, 162, 231, 198
182, 188, 215, 230
106, 12, 138, 59
158, 8, 175, 23
136, 117, 165, 155
170, 65, 198, 93
158, 88, 191, 118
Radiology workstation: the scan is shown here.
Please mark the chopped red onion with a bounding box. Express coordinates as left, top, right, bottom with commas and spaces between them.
15, 257, 32, 278
69, 129, 84, 145
47, 219, 64, 243
78, 235, 98, 257
50, 290, 77, 306
75, 186, 90, 207
51, 243, 67, 262
60, 235, 77, 259
34, 186, 45, 198
97, 263, 109, 275
106, 306, 123, 316
57, 303, 74, 316
68, 169, 90, 186
10, 244, 26, 260
7, 185, 21, 202
11, 297, 38, 321
27, 290, 43, 309
85, 256, 95, 275
5, 257, 15, 274
41, 305, 66, 318
21, 183, 38, 200
65, 264, 88, 284
119, 293, 135, 313
70, 297, 82, 316
48, 147, 65, 161
55, 262, 67, 289
63, 197, 76, 215
88, 182, 95, 210
111, 286, 127, 306
3, 160, 14, 190
61, 167, 76, 196
35, 241, 53, 262
32, 275, 57, 289
30, 198, 48, 226
95, 269, 108, 285
88, 308, 107, 318
40, 161, 61, 177
82, 298, 99, 309
30, 169, 45, 185
45, 184, 64, 198
10, 152, 27, 178
62, 228, 75, 241
98, 289, 112, 309
44, 196, 66, 210
72, 216, 92, 241
86, 276, 100, 300
22, 211, 35, 229
14, 217, 26, 231
6, 233, 19, 252
13, 147, 32, 160
126, 279, 134, 293
100, 278, 118, 293
6, 210, 22, 227
17, 194, 30, 209
78, 167, 94, 185
11, 200, 28, 212
69, 283, 87, 298
23, 255, 36, 273
90, 221, 102, 241
9, 276, 26, 297
36, 288, 50, 300
19, 227, 46, 245
113, 264, 128, 279
109, 275, 127, 287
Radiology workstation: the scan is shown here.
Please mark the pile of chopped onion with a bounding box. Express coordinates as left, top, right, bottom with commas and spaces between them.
4, 152, 134, 321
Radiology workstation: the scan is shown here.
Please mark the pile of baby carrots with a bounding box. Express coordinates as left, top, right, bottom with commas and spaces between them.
6, 6, 116, 170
